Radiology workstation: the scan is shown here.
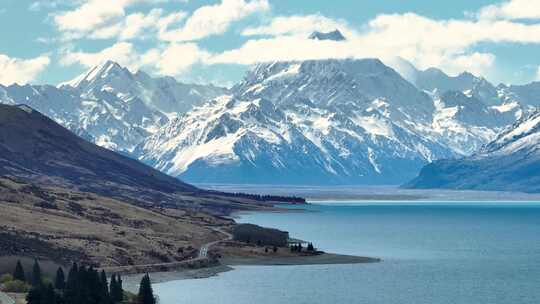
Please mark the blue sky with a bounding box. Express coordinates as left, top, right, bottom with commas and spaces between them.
1, 0, 539, 87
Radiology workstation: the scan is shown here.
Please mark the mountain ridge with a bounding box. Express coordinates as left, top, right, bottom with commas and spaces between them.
0, 62, 227, 152
405, 110, 540, 192
3, 56, 540, 185
135, 58, 517, 184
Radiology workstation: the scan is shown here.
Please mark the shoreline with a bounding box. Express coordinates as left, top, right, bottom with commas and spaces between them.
122, 253, 380, 292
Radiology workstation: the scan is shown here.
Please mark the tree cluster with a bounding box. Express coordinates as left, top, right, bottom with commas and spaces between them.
290, 243, 303, 252
9, 260, 156, 304
22, 261, 124, 304
290, 242, 315, 253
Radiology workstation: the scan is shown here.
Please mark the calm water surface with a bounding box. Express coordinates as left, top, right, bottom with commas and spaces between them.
155, 202, 540, 304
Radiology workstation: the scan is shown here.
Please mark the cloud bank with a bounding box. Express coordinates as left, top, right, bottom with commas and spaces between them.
0, 54, 50, 86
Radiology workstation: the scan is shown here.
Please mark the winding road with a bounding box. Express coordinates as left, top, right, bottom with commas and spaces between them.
198, 227, 233, 258
101, 226, 233, 273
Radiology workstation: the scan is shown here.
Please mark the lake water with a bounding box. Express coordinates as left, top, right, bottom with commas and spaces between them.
154, 202, 540, 304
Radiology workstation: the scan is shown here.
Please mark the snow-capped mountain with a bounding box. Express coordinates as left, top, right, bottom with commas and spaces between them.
308, 29, 346, 41
415, 68, 500, 105
135, 58, 515, 184
430, 91, 516, 154
406, 110, 540, 192
60, 60, 227, 115
497, 81, 540, 109
0, 61, 227, 152
2, 52, 537, 185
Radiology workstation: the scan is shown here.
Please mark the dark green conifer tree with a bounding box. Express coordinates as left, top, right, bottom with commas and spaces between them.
100, 270, 110, 303
31, 259, 43, 287
64, 263, 80, 304
55, 267, 66, 291
13, 260, 26, 282
137, 274, 156, 304
117, 275, 124, 302
43, 283, 57, 304
109, 274, 117, 300
110, 274, 124, 303
26, 286, 43, 304
77, 266, 90, 304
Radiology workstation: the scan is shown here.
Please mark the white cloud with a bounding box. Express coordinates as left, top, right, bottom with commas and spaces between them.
451, 52, 496, 76
60, 42, 143, 70
50, 0, 540, 83
242, 14, 351, 37
160, 0, 270, 42
478, 0, 540, 20
88, 8, 170, 40
209, 9, 540, 79
120, 9, 165, 40
0, 54, 50, 85
155, 43, 211, 75
52, 0, 184, 40
54, 0, 129, 33
60, 41, 210, 76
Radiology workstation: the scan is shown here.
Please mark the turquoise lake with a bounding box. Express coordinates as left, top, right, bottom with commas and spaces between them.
154, 202, 540, 304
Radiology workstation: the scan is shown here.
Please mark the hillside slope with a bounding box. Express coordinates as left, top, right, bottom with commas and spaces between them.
0, 104, 300, 267
0, 104, 197, 202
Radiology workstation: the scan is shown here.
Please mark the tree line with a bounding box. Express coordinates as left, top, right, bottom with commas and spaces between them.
205, 190, 306, 204
5, 260, 157, 304
290, 242, 315, 252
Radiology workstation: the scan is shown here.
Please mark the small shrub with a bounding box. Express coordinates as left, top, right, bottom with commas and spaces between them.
3, 280, 31, 293
0, 273, 13, 284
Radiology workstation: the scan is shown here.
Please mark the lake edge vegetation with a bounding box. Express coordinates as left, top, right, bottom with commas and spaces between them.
0, 259, 157, 304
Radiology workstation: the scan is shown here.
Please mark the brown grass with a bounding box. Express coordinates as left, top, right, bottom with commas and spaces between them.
0, 178, 230, 268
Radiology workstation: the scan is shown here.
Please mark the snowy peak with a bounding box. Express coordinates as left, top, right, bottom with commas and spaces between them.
308, 29, 346, 41
482, 110, 540, 154
499, 81, 540, 108
1, 60, 227, 152
60, 60, 131, 90
234, 58, 435, 123
414, 67, 500, 105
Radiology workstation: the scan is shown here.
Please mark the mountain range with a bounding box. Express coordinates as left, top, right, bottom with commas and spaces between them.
405, 110, 540, 193
0, 61, 226, 152
134, 58, 523, 184
2, 30, 540, 186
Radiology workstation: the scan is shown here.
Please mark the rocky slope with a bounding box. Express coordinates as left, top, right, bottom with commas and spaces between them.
405, 110, 540, 192
135, 58, 515, 184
